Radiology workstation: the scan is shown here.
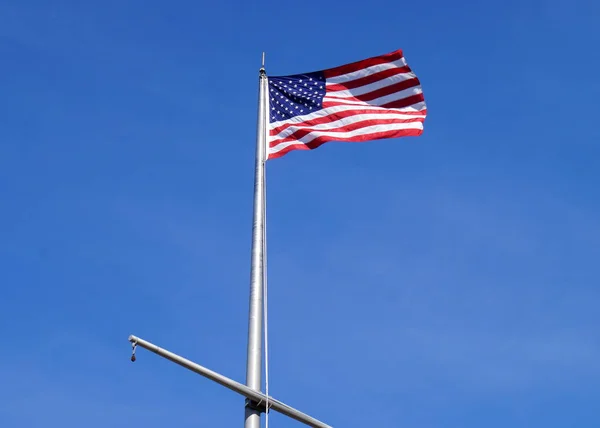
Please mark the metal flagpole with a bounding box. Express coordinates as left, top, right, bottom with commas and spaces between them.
244, 53, 268, 428
127, 53, 333, 428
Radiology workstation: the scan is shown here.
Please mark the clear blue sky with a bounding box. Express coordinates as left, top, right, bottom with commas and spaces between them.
1, 1, 599, 427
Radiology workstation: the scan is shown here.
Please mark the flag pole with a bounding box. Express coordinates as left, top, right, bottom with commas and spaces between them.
244, 54, 268, 428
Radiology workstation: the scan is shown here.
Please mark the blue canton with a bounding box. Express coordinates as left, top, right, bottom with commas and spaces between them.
268, 72, 326, 123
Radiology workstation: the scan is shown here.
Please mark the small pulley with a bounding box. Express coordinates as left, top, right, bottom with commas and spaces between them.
131, 341, 137, 362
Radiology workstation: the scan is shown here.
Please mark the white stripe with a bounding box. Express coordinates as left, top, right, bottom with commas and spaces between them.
326, 72, 418, 98
269, 102, 427, 129
324, 85, 423, 107
269, 122, 424, 151
325, 57, 408, 85
271, 112, 425, 141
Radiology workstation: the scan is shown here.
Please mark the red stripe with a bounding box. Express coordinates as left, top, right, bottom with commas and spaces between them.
380, 93, 426, 109
326, 66, 412, 92
270, 106, 426, 135
323, 50, 404, 79
320, 101, 427, 114
268, 128, 423, 159
269, 117, 424, 147
326, 78, 421, 104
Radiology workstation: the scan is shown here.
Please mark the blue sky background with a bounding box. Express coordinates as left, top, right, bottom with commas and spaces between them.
1, 0, 599, 427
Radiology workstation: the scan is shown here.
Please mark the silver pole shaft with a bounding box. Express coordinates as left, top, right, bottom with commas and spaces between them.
128, 335, 332, 428
245, 63, 268, 428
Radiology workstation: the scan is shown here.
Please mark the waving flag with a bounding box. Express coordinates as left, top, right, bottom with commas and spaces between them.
267, 49, 427, 159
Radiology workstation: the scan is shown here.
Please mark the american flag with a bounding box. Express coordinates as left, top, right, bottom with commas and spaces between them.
267, 49, 427, 159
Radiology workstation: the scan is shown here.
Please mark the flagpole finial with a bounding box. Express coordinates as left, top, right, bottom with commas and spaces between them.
260, 52, 266, 75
